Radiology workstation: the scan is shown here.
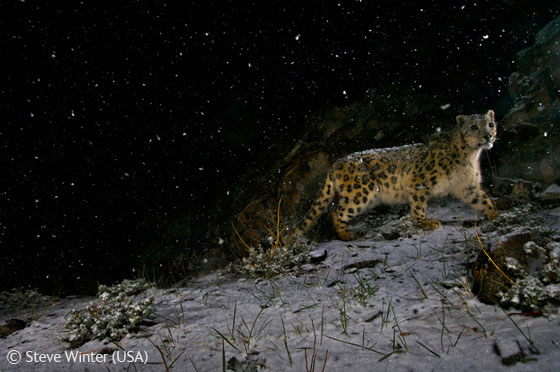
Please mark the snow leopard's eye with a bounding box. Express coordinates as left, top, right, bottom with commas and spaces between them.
470, 124, 478, 131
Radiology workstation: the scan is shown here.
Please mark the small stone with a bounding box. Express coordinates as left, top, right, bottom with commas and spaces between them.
309, 249, 327, 263
494, 339, 525, 366
344, 259, 382, 270
0, 319, 26, 338
382, 231, 400, 240
227, 352, 266, 372
364, 311, 383, 322
538, 184, 560, 201
300, 264, 315, 272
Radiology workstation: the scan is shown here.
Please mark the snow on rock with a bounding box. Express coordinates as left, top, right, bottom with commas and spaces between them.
538, 184, 560, 201
494, 338, 527, 366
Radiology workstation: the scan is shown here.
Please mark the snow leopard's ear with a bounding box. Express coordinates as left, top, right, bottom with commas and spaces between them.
485, 110, 495, 122
456, 115, 468, 127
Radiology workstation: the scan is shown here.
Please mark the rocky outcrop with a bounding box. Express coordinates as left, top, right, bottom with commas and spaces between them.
472, 229, 559, 311
497, 17, 560, 185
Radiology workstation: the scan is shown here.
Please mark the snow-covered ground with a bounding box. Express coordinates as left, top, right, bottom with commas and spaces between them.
1, 201, 559, 371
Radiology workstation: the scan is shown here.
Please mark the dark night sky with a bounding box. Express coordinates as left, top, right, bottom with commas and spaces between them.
1, 1, 559, 293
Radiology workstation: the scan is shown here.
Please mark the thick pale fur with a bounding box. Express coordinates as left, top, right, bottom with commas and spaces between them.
296, 110, 499, 241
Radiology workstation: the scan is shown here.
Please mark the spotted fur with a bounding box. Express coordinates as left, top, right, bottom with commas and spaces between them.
296, 110, 499, 241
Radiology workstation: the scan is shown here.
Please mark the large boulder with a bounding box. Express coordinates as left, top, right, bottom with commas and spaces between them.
497, 17, 560, 185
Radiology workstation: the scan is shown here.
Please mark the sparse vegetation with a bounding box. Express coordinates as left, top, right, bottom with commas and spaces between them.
3, 200, 558, 370
304, 318, 329, 372
497, 241, 560, 311
236, 238, 313, 278
230, 196, 314, 278
482, 204, 547, 235
63, 279, 155, 348
0, 288, 52, 322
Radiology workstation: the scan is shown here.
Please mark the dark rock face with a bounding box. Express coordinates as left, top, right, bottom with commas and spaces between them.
497, 17, 560, 185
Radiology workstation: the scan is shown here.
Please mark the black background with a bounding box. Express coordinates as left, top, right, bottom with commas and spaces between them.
2, 1, 558, 294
